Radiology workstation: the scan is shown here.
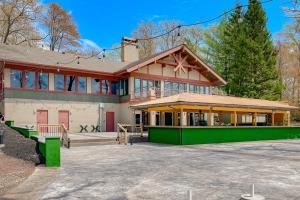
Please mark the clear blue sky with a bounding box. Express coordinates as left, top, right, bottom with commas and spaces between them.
42, 0, 292, 49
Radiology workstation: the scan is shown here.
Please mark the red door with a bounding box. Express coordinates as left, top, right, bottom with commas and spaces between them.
37, 110, 48, 125
37, 110, 48, 133
59, 110, 69, 130
106, 112, 115, 132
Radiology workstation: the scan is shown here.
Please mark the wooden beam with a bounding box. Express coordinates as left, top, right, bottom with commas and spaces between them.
272, 111, 275, 126
287, 111, 291, 126
180, 108, 184, 127
234, 111, 237, 127
252, 112, 257, 126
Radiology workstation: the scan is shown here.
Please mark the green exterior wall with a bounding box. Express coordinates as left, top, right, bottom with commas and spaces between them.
149, 127, 182, 145
4, 89, 120, 103
148, 127, 300, 145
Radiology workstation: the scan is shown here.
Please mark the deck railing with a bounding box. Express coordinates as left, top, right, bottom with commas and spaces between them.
37, 124, 70, 148
117, 123, 143, 145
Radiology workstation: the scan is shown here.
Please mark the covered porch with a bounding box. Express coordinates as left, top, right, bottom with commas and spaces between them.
131, 93, 296, 127
131, 93, 300, 145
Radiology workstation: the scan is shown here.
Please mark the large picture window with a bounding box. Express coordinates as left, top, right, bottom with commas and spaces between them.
119, 79, 128, 96
38, 72, 48, 90
164, 81, 171, 97
25, 71, 35, 89
54, 74, 64, 91
189, 84, 210, 94
66, 75, 76, 92
142, 80, 148, 97
78, 77, 86, 93
134, 78, 141, 97
92, 78, 100, 94
164, 81, 186, 97
102, 80, 110, 95
11, 70, 23, 88
112, 81, 119, 95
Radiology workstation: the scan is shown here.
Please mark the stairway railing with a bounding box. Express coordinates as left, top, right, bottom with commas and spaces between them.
117, 123, 143, 145
37, 124, 70, 148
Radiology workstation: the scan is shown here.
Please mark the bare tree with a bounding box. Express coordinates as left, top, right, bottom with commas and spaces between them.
42, 3, 80, 52
0, 0, 42, 46
132, 20, 157, 58
278, 0, 300, 106
157, 20, 184, 51
132, 20, 189, 58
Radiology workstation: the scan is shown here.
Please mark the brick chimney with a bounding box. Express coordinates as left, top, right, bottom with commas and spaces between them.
121, 37, 139, 62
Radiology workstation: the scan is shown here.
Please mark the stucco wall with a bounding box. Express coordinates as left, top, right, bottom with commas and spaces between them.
4, 98, 122, 133
148, 64, 162, 76
119, 102, 135, 124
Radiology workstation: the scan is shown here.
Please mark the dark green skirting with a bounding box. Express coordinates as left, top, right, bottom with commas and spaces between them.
148, 126, 300, 145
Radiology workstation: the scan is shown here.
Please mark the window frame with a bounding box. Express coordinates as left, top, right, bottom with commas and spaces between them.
37, 72, 49, 91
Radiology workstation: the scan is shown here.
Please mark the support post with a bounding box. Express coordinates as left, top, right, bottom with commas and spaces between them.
252, 112, 257, 126
208, 107, 213, 126
234, 111, 237, 127
287, 111, 291, 127
218, 112, 222, 126
180, 108, 184, 127
272, 111, 275, 126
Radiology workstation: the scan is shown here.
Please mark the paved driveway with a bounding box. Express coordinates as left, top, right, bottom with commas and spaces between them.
4, 140, 300, 200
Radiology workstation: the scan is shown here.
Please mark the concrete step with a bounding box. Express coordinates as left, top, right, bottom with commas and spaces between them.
70, 138, 117, 143
70, 140, 118, 147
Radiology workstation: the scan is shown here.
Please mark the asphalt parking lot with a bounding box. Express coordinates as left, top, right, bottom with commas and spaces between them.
3, 140, 300, 200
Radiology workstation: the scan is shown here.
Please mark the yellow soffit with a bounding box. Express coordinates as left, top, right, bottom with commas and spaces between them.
147, 105, 288, 113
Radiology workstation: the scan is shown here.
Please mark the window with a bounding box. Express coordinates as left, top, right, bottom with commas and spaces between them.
112, 81, 119, 95
66, 75, 76, 92
135, 78, 141, 97
189, 84, 195, 93
38, 72, 48, 90
78, 77, 87, 93
200, 86, 205, 94
25, 71, 35, 89
124, 79, 128, 95
242, 115, 252, 123
155, 80, 161, 97
179, 83, 187, 93
92, 78, 100, 94
142, 80, 148, 97
54, 74, 64, 91
102, 80, 110, 95
164, 81, 171, 97
11, 70, 23, 88
205, 86, 210, 94
172, 82, 179, 95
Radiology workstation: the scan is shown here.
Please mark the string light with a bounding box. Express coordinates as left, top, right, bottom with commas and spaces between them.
56, 0, 273, 64
177, 25, 181, 37
102, 49, 106, 58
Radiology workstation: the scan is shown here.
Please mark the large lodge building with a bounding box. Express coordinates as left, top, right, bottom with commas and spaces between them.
0, 38, 296, 132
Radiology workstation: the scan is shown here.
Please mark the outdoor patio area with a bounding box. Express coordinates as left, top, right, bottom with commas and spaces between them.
3, 139, 300, 200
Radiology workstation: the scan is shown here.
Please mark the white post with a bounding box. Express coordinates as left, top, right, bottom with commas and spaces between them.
187, 190, 192, 200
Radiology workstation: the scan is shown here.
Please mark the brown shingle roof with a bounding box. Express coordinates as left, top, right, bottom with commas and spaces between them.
0, 44, 129, 73
131, 93, 298, 110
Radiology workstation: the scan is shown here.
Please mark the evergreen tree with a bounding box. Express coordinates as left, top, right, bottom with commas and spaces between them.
241, 0, 282, 100
203, 0, 282, 100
